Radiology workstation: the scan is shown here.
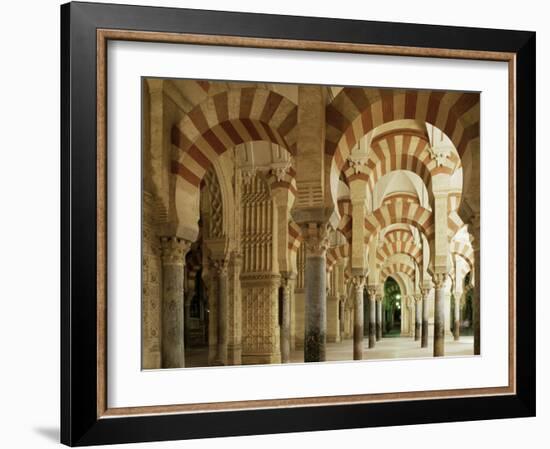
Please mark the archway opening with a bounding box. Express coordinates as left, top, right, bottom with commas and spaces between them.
384, 277, 402, 337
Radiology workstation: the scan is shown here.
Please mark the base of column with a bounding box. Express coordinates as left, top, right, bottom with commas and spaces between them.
421, 321, 429, 348
353, 326, 363, 360
304, 331, 326, 362
453, 321, 460, 341
369, 326, 376, 348
226, 345, 242, 365
434, 327, 445, 357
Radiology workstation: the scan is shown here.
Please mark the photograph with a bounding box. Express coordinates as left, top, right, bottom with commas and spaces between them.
141, 78, 480, 369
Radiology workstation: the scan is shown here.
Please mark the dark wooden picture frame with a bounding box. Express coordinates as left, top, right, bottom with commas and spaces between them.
61, 1, 535, 446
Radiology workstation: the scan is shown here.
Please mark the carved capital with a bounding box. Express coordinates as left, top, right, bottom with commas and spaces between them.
280, 271, 295, 290
240, 167, 257, 185
160, 236, 191, 265
209, 257, 229, 276
351, 275, 366, 292
428, 147, 451, 167
367, 286, 377, 298
302, 222, 329, 257
347, 153, 369, 175
375, 293, 383, 303
270, 160, 292, 182
432, 273, 448, 289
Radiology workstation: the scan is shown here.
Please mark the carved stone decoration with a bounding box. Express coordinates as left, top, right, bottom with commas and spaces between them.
270, 160, 292, 182
302, 222, 330, 257
159, 236, 191, 368
241, 167, 257, 185
432, 272, 448, 289
367, 286, 377, 298
346, 153, 369, 175
427, 144, 452, 167
160, 236, 191, 265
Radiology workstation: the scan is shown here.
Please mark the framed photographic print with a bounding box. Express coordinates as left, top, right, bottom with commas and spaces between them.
60, 1, 536, 446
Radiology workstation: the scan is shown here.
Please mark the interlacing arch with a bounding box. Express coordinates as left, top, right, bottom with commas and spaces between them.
171, 88, 298, 193
325, 88, 480, 171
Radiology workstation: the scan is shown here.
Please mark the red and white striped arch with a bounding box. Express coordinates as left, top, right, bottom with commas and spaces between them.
364, 200, 435, 245
450, 240, 475, 270
326, 88, 480, 173
381, 262, 416, 283
326, 244, 350, 272
288, 221, 302, 253
171, 88, 298, 194
341, 129, 460, 198
336, 199, 352, 243
377, 229, 422, 268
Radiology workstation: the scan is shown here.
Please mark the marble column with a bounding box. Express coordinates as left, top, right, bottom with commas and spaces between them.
303, 223, 328, 362
213, 259, 229, 365
339, 297, 345, 340
367, 287, 377, 348
363, 289, 369, 337
414, 294, 422, 341
376, 294, 382, 341
453, 291, 461, 341
280, 272, 294, 363
160, 236, 191, 368
421, 288, 429, 348
433, 273, 447, 357
352, 275, 365, 360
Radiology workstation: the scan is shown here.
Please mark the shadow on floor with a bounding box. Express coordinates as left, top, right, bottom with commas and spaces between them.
33, 426, 59, 443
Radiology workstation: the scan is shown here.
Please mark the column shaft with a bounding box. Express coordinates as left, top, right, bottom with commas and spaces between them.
339, 299, 345, 339
453, 292, 461, 341
217, 266, 228, 365
433, 275, 447, 357
376, 298, 382, 340
160, 237, 189, 368
280, 275, 292, 363
414, 298, 421, 341
352, 277, 365, 360
421, 291, 429, 348
368, 294, 376, 348
304, 254, 326, 361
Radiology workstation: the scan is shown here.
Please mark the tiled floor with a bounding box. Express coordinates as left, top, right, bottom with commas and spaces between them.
185, 335, 475, 367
